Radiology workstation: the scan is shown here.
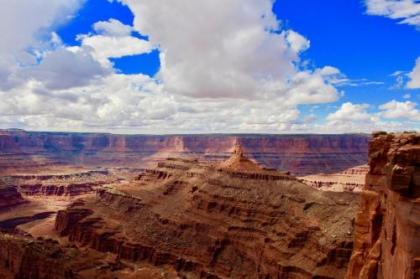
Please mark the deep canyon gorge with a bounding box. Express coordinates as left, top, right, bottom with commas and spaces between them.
0, 130, 418, 279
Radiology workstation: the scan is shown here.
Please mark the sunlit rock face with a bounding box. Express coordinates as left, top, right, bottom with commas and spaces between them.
0, 129, 369, 176
0, 131, 377, 279
55, 147, 359, 278
299, 165, 368, 192
346, 132, 420, 279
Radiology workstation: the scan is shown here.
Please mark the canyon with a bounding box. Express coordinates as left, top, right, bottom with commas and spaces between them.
0, 131, 417, 278
54, 144, 359, 278
0, 129, 369, 176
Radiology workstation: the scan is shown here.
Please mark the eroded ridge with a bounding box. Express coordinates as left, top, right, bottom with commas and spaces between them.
0, 233, 179, 279
55, 148, 358, 278
4, 170, 115, 197
346, 132, 420, 279
299, 165, 368, 192
0, 130, 370, 176
0, 180, 27, 210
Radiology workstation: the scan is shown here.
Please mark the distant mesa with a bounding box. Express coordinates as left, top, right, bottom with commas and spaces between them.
0, 129, 370, 176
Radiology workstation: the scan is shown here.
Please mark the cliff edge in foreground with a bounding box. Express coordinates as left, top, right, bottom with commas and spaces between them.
346, 132, 420, 279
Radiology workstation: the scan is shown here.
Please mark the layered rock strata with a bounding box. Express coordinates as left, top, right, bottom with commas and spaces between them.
56, 146, 359, 278
346, 132, 420, 279
18, 182, 100, 196
0, 233, 178, 279
0, 185, 26, 210
0, 129, 369, 175
9, 170, 115, 196
300, 165, 368, 192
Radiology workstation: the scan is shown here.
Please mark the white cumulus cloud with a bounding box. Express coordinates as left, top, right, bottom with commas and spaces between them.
407, 57, 420, 88
0, 0, 85, 89
379, 100, 420, 120
327, 102, 373, 122
365, 0, 420, 27
77, 19, 154, 67
23, 48, 109, 90
2, 0, 416, 133
119, 0, 336, 100
325, 101, 419, 133
93, 18, 133, 37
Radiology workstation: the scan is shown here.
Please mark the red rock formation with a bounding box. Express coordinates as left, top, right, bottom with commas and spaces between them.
300, 165, 368, 192
0, 233, 178, 278
18, 182, 98, 196
0, 129, 369, 175
217, 141, 263, 172
0, 184, 26, 209
346, 132, 420, 279
340, 165, 370, 176
10, 170, 114, 196
55, 150, 359, 278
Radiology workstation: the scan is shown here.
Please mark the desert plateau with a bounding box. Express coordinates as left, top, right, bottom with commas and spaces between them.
0, 131, 418, 278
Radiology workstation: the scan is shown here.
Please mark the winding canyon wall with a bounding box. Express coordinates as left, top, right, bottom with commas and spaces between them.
300, 165, 368, 192
0, 185, 26, 209
55, 156, 359, 279
0, 130, 369, 175
346, 132, 420, 279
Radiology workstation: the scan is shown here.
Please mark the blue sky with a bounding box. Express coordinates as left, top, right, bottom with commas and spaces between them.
57, 0, 420, 109
0, 0, 419, 133
275, 0, 420, 106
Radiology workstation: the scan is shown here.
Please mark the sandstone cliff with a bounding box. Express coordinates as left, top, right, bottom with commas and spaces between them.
0, 234, 178, 278
300, 165, 368, 192
55, 149, 359, 278
346, 132, 420, 279
0, 129, 369, 175
7, 170, 114, 196
0, 179, 27, 209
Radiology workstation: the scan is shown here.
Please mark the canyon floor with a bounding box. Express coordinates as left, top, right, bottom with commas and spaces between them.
0, 132, 418, 279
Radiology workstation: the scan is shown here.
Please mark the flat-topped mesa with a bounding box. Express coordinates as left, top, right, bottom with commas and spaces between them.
299, 164, 368, 192
7, 170, 115, 197
0, 130, 369, 176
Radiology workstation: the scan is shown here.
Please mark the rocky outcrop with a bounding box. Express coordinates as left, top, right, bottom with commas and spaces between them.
18, 182, 99, 196
55, 150, 359, 278
0, 233, 177, 279
0, 212, 54, 233
8, 170, 109, 181
0, 234, 77, 279
346, 132, 420, 279
0, 184, 26, 209
300, 165, 368, 192
0, 129, 369, 175
217, 141, 263, 172
9, 170, 114, 197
